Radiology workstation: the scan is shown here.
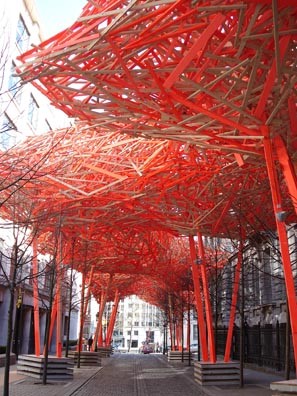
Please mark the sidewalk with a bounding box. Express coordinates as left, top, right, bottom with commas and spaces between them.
0, 354, 287, 396
0, 364, 102, 396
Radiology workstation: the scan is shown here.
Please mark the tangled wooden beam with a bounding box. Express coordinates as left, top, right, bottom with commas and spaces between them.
4, 0, 297, 365
17, 0, 297, 159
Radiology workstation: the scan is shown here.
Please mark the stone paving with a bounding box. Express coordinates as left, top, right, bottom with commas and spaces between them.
73, 354, 205, 396
0, 353, 286, 396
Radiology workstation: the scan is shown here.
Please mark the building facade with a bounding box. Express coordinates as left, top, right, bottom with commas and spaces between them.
0, 0, 78, 356
216, 225, 297, 328
109, 295, 164, 352
0, 0, 71, 150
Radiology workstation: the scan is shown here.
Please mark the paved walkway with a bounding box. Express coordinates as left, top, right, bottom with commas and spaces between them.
0, 353, 286, 396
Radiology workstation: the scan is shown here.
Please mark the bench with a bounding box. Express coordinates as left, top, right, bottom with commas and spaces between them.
0, 353, 16, 367
68, 351, 101, 366
168, 350, 193, 362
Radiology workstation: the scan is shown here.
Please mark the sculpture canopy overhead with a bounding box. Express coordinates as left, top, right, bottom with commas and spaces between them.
3, 0, 297, 306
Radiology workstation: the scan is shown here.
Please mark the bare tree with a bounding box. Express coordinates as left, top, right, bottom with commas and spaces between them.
0, 193, 48, 396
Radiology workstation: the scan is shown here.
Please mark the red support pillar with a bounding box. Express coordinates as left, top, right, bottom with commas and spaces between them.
187, 291, 191, 352
78, 269, 86, 353
98, 293, 105, 348
263, 126, 297, 376
55, 236, 63, 358
189, 235, 208, 361
168, 294, 174, 351
32, 239, 40, 356
83, 265, 94, 320
274, 135, 297, 215
92, 275, 112, 351
105, 290, 120, 346
224, 240, 243, 362
43, 295, 57, 355
176, 319, 181, 351
197, 232, 216, 363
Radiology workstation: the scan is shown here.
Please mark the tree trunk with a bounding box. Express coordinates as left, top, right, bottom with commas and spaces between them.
285, 300, 291, 380
3, 287, 15, 396
239, 253, 244, 388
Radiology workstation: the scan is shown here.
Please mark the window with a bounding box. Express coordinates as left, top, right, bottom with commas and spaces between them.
131, 340, 138, 348
28, 94, 39, 130
1, 113, 16, 149
45, 119, 52, 131
193, 324, 198, 340
134, 321, 139, 327
8, 62, 22, 104
39, 117, 53, 133
16, 15, 30, 51
146, 330, 154, 342
262, 248, 272, 304
127, 331, 131, 336
134, 330, 138, 336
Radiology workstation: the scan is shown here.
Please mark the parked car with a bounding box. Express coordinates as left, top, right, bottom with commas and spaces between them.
140, 343, 154, 354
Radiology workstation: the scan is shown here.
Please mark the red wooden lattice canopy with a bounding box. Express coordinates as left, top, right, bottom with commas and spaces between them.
2, 0, 297, 364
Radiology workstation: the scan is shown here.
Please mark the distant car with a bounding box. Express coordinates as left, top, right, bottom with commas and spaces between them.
143, 346, 153, 354
190, 343, 198, 352
141, 344, 153, 354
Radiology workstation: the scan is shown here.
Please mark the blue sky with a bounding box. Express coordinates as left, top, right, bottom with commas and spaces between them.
34, 0, 87, 37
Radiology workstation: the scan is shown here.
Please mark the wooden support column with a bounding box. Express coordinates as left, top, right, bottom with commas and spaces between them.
274, 135, 297, 215
263, 126, 297, 376
92, 275, 112, 351
56, 235, 63, 358
78, 242, 89, 360
105, 290, 120, 346
83, 265, 94, 320
175, 315, 181, 351
168, 294, 174, 351
187, 292, 191, 352
32, 238, 40, 356
197, 232, 216, 363
224, 240, 243, 362
189, 235, 208, 361
98, 293, 105, 347
78, 270, 86, 354
43, 294, 57, 355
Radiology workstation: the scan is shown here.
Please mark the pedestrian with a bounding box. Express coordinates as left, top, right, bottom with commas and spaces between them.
88, 335, 93, 351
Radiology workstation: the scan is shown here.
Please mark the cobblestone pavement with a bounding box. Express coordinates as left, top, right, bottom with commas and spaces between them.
0, 366, 101, 396
0, 353, 286, 396
0, 354, 204, 396
73, 353, 205, 396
